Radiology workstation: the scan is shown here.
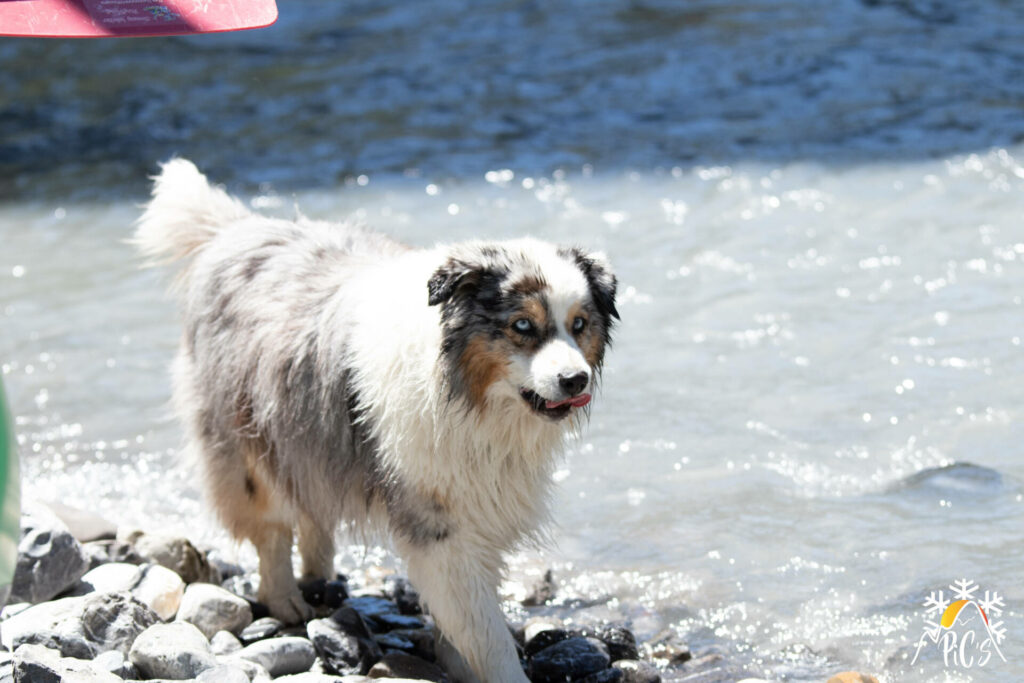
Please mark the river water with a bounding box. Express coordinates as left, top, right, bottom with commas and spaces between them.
3, 1, 1024, 681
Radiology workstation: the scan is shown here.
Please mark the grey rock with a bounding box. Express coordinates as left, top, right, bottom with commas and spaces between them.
275, 675, 357, 682
528, 636, 611, 683
0, 602, 30, 621
239, 616, 283, 643
206, 549, 245, 581
196, 664, 252, 683
613, 659, 662, 683
578, 669, 625, 683
129, 621, 217, 679
44, 501, 117, 542
11, 503, 89, 604
92, 649, 139, 679
177, 582, 253, 638
308, 607, 383, 675
0, 651, 11, 683
119, 529, 213, 584
647, 639, 691, 665
388, 628, 436, 662
230, 636, 317, 677
222, 573, 260, 602
82, 539, 146, 570
132, 564, 186, 621
13, 643, 121, 682
226, 656, 273, 682
1, 591, 159, 658
382, 577, 420, 616
366, 651, 448, 682
211, 630, 244, 655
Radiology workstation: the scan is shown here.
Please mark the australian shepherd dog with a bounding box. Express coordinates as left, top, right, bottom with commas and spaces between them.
136, 160, 618, 682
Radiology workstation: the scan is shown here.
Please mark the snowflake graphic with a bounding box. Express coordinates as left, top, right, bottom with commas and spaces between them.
924, 590, 950, 615
980, 590, 1005, 617
990, 620, 1007, 644
951, 578, 979, 601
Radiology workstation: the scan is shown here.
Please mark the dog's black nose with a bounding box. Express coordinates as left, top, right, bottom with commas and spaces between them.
558, 372, 589, 396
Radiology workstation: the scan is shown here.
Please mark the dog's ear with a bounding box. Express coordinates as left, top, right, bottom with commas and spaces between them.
561, 247, 619, 321
427, 258, 484, 306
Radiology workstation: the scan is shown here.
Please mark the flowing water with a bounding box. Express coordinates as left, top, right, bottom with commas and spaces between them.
3, 1, 1024, 681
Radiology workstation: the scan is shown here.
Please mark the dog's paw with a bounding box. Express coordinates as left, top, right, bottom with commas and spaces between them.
263, 590, 315, 624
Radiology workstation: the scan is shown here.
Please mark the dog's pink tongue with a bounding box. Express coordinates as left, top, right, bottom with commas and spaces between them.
546, 394, 592, 409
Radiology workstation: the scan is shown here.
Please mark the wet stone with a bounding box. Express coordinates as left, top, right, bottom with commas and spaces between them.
577, 668, 625, 683
524, 628, 572, 658
343, 596, 422, 632
383, 576, 421, 616
612, 659, 662, 683
593, 626, 639, 662
527, 636, 611, 683
307, 607, 383, 676
239, 616, 284, 644
366, 651, 448, 682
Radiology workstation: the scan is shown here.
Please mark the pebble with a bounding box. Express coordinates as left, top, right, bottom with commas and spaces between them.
13, 643, 122, 682
176, 582, 253, 638
119, 529, 213, 584
613, 659, 662, 683
239, 616, 284, 643
76, 562, 144, 595
231, 636, 318, 677
132, 564, 186, 621
196, 663, 252, 683
521, 568, 557, 607
12, 502, 89, 604
92, 649, 138, 679
307, 607, 383, 675
1, 591, 159, 658
128, 621, 217, 679
366, 651, 448, 682
524, 627, 572, 658
528, 636, 612, 683
591, 626, 639, 662
577, 668, 625, 683
211, 630, 244, 656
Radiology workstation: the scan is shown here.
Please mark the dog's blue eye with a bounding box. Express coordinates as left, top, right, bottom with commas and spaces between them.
513, 319, 535, 335
572, 316, 586, 333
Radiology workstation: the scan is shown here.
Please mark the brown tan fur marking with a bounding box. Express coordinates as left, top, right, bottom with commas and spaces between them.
459, 335, 510, 408
567, 301, 605, 367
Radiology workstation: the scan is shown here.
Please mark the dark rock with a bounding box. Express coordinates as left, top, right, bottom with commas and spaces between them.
13, 643, 121, 682
577, 668, 625, 683
239, 616, 283, 644
230, 636, 317, 677
612, 659, 662, 683
344, 596, 423, 632
386, 628, 436, 662
366, 651, 448, 682
521, 569, 557, 607
307, 606, 383, 675
1, 591, 159, 659
44, 501, 117, 543
524, 628, 572, 658
300, 577, 328, 606
324, 580, 349, 609
384, 576, 421, 615
592, 626, 639, 662
12, 503, 89, 604
527, 636, 611, 683
128, 621, 217, 679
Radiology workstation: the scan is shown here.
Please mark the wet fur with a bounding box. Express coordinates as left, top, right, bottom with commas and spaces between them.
135, 159, 617, 683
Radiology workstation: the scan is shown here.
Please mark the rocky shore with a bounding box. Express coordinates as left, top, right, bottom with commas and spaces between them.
1, 502, 879, 683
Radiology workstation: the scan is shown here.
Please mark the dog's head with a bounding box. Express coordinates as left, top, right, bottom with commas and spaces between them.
428, 239, 618, 421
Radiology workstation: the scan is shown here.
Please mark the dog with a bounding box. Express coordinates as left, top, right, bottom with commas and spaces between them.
135, 159, 618, 682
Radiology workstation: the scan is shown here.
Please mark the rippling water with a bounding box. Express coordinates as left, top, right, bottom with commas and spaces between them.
4, 1, 1024, 681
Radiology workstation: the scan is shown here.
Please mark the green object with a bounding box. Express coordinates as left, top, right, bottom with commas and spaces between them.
0, 379, 20, 605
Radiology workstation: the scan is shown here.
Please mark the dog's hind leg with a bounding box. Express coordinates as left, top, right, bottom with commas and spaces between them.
402, 541, 529, 683
298, 513, 335, 580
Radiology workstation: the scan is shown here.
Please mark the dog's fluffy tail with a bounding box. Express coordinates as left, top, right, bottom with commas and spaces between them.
134, 158, 250, 266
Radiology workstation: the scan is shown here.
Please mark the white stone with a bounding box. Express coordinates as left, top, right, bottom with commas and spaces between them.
80, 563, 143, 594
230, 636, 317, 677
133, 564, 185, 621
211, 629, 244, 655
176, 582, 252, 638
129, 621, 217, 679
13, 643, 122, 682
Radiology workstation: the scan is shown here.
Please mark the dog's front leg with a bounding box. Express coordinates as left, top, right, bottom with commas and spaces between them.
402, 541, 528, 683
